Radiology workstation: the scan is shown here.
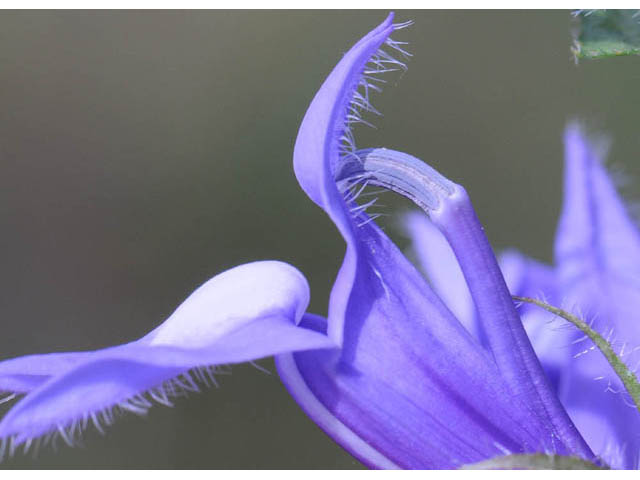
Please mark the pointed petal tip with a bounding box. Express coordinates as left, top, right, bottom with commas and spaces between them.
564, 122, 611, 164
564, 120, 583, 138
293, 14, 396, 215
557, 119, 640, 275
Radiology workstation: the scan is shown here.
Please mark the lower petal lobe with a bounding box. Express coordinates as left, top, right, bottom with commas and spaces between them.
0, 261, 333, 448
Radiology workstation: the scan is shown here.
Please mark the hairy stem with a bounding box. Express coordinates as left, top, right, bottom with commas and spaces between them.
514, 295, 640, 415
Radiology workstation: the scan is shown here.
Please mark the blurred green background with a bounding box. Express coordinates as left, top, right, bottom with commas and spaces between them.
0, 10, 639, 469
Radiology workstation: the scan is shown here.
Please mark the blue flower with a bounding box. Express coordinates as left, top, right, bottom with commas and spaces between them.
405, 125, 640, 469
275, 13, 593, 469
0, 14, 597, 469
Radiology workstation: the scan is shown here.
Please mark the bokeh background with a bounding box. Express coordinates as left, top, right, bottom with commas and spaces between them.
0, 10, 639, 469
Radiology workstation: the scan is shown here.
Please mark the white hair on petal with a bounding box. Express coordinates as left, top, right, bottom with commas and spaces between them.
333, 21, 413, 228
0, 364, 233, 463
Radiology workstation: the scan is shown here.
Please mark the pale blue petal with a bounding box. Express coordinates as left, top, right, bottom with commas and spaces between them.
0, 261, 334, 446
553, 125, 640, 469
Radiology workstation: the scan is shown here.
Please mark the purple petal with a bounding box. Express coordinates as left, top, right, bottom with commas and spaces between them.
498, 250, 569, 390
277, 225, 565, 468
141, 260, 310, 347
428, 186, 591, 459
404, 211, 478, 341
499, 250, 558, 306
552, 125, 640, 468
282, 16, 593, 468
0, 352, 98, 393
293, 12, 395, 346
0, 261, 334, 446
555, 125, 640, 335
558, 367, 637, 470
556, 124, 640, 285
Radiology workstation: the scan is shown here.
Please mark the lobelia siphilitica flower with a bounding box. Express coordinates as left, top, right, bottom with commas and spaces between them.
0, 13, 625, 469
406, 124, 640, 469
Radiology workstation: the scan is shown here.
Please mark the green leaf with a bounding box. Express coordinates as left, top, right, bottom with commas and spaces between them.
572, 10, 640, 60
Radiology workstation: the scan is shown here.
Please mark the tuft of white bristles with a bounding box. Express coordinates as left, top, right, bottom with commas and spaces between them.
335, 21, 412, 226
0, 364, 233, 463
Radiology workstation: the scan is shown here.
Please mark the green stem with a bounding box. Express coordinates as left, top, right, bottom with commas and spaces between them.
514, 296, 640, 415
